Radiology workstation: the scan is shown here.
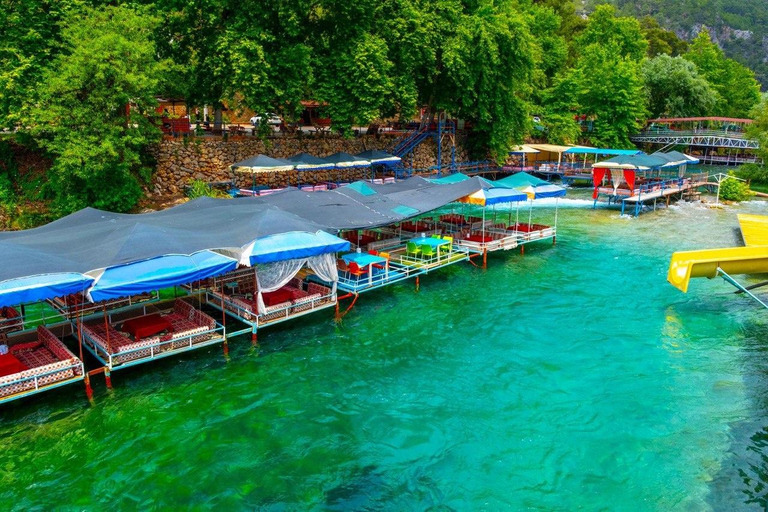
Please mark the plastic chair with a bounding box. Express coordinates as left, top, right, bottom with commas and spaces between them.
420, 244, 436, 259
348, 261, 368, 280
406, 242, 421, 257
368, 250, 378, 255
439, 236, 453, 254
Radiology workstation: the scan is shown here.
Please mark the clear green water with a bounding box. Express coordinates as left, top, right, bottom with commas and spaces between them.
3, 196, 768, 510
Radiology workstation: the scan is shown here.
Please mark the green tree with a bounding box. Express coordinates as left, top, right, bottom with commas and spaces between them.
640, 17, 688, 57
575, 5, 648, 62
684, 29, 760, 117
642, 55, 717, 118
549, 5, 648, 147
746, 95, 768, 163
27, 4, 164, 214
0, 0, 76, 129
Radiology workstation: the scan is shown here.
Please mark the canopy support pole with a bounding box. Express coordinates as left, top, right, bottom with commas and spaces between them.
553, 198, 559, 245
528, 200, 533, 229
220, 281, 229, 356
102, 306, 112, 389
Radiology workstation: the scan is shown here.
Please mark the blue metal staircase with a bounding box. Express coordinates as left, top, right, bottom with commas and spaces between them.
390, 125, 433, 157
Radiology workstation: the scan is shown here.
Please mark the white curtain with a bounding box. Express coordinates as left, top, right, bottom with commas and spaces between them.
610, 169, 624, 194
307, 253, 339, 296
255, 258, 306, 314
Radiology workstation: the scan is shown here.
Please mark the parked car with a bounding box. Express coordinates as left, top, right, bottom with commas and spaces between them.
250, 113, 282, 126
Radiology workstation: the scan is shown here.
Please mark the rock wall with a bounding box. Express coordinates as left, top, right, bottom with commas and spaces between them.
151, 133, 468, 195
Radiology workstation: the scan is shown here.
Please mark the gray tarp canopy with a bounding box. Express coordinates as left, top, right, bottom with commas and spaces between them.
0, 175, 489, 303
254, 176, 487, 230
285, 153, 334, 170
355, 150, 401, 165
230, 154, 294, 173
323, 152, 371, 168
0, 198, 330, 282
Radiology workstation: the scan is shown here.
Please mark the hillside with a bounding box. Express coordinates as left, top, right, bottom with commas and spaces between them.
590, 0, 768, 87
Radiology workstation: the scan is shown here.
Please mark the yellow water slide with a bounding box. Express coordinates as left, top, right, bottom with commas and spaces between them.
667, 214, 768, 292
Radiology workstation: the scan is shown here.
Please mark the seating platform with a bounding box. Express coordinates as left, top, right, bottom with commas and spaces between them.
80, 299, 224, 370
0, 325, 84, 404
205, 270, 336, 332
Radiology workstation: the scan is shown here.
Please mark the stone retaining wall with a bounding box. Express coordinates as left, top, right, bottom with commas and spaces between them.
151, 133, 468, 195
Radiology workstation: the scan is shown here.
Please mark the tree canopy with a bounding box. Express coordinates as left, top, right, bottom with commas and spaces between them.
29, 4, 164, 214
642, 55, 717, 118
1, 0, 766, 217
684, 30, 760, 118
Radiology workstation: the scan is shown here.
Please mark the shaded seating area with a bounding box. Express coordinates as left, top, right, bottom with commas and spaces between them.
207, 266, 336, 328
48, 291, 157, 319
0, 325, 83, 402
80, 299, 221, 368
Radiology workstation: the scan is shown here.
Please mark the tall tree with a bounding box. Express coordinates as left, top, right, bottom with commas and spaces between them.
27, 4, 164, 214
0, 0, 75, 129
640, 17, 688, 57
746, 95, 768, 163
642, 55, 717, 118
548, 5, 648, 147
684, 29, 760, 118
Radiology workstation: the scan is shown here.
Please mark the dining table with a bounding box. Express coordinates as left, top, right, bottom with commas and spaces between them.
342, 252, 388, 285
409, 236, 450, 250
122, 314, 172, 343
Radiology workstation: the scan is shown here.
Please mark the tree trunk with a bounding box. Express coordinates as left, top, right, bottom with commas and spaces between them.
213, 106, 223, 134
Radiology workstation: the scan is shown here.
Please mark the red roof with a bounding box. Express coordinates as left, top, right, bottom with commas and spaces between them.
649, 116, 753, 124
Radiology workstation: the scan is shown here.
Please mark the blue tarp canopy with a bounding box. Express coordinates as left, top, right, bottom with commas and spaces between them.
651, 151, 700, 166
493, 173, 567, 199
88, 251, 238, 301
593, 154, 668, 170
244, 231, 351, 265
563, 147, 642, 156
285, 153, 334, 170
428, 174, 471, 184
0, 273, 94, 308
355, 150, 401, 166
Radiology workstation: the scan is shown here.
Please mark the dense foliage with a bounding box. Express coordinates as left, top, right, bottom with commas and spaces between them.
719, 172, 754, 202
28, 5, 163, 214
641, 55, 717, 119
596, 0, 768, 87
0, 0, 765, 217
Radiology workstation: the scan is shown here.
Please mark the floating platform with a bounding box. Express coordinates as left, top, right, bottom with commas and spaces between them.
596, 176, 709, 216
204, 270, 337, 338
0, 323, 84, 405
79, 298, 225, 370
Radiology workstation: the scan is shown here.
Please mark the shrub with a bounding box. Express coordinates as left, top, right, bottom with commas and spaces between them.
719, 171, 754, 202
186, 179, 230, 199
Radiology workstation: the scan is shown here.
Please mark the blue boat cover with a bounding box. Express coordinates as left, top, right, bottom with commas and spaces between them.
246, 231, 351, 264
0, 273, 94, 308
89, 251, 238, 301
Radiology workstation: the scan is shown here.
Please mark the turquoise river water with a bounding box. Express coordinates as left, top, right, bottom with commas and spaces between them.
2, 195, 768, 510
